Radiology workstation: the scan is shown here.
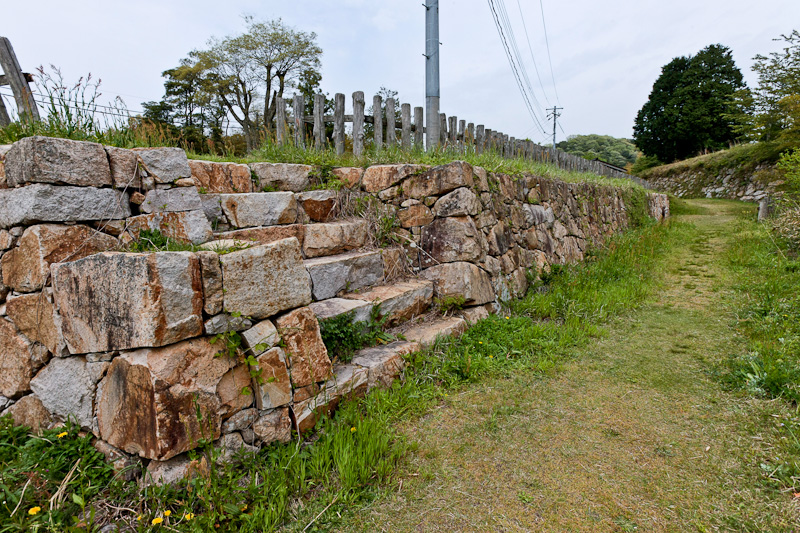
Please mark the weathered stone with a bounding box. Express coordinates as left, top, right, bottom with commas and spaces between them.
296, 190, 337, 222
200, 193, 223, 224
250, 163, 313, 192
188, 160, 253, 193
420, 262, 495, 306
144, 454, 209, 486
303, 220, 367, 258
204, 314, 253, 335
6, 291, 64, 356
487, 222, 511, 256
525, 204, 555, 227
217, 364, 254, 417
293, 383, 320, 403
97, 338, 235, 460
433, 187, 481, 217
215, 432, 257, 463
382, 247, 409, 280
474, 209, 498, 230
497, 174, 523, 201
304, 251, 384, 300
0, 229, 12, 250
509, 267, 530, 297
133, 147, 191, 184
331, 167, 364, 188
0, 145, 10, 188
459, 304, 492, 325
174, 178, 195, 187
196, 239, 251, 252
0, 396, 10, 411
253, 408, 292, 444
351, 341, 419, 390
0, 185, 131, 229
0, 318, 48, 398
403, 316, 467, 347
403, 161, 474, 198
241, 320, 280, 355
295, 364, 368, 433
420, 216, 483, 266
105, 146, 141, 189
473, 166, 490, 192
219, 192, 298, 227
196, 251, 223, 315
91, 219, 127, 237
220, 239, 312, 320
221, 408, 257, 433
1, 224, 118, 293
215, 224, 305, 248
361, 164, 428, 193
398, 204, 434, 228
130, 192, 146, 205
30, 356, 108, 429
3, 394, 54, 431
276, 307, 332, 388
310, 297, 372, 323
51, 252, 204, 353
124, 210, 213, 245
5, 136, 112, 187
343, 280, 433, 325
94, 440, 140, 479
378, 185, 402, 202
253, 347, 292, 409
140, 187, 203, 213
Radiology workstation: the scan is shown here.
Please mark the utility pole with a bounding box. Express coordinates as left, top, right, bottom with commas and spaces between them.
424, 0, 440, 150
547, 106, 562, 149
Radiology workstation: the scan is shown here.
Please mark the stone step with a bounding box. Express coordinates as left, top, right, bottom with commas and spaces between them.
303, 250, 384, 301
401, 316, 468, 348
342, 279, 434, 326
309, 297, 373, 323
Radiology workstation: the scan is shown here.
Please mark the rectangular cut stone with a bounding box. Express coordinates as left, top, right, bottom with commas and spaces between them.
403, 161, 474, 199
132, 147, 191, 184
124, 210, 213, 245
1, 224, 118, 293
276, 307, 332, 388
30, 356, 107, 429
310, 297, 373, 323
6, 290, 65, 356
361, 164, 429, 193
403, 316, 467, 348
105, 146, 141, 189
96, 338, 235, 460
304, 251, 384, 300
295, 364, 368, 433
249, 162, 312, 192
219, 192, 298, 228
303, 220, 367, 258
188, 160, 253, 193
51, 252, 204, 353
5, 136, 112, 187
420, 262, 495, 306
241, 320, 280, 355
141, 187, 203, 213
215, 224, 305, 247
220, 238, 312, 320
343, 280, 433, 325
196, 251, 223, 315
420, 216, 484, 266
295, 190, 337, 222
254, 347, 292, 409
253, 408, 292, 444
0, 185, 131, 229
0, 317, 44, 398
351, 341, 420, 390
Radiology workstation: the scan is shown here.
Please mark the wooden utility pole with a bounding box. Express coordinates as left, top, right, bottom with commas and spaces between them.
0, 37, 39, 124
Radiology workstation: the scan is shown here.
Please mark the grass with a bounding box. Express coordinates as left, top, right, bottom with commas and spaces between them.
319, 306, 394, 363
0, 211, 678, 532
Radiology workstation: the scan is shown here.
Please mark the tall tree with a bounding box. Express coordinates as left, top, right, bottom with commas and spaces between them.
556, 134, 638, 168
633, 44, 745, 162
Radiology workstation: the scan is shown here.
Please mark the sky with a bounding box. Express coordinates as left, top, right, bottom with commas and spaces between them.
2, 0, 799, 145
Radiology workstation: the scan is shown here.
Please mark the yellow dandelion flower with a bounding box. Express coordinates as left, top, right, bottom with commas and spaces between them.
152, 517, 163, 525
57, 431, 68, 439
350, 427, 356, 433
240, 505, 248, 512
184, 513, 195, 521
478, 341, 483, 344
163, 510, 171, 517
28, 506, 41, 516
505, 316, 510, 320
137, 515, 143, 521
489, 355, 494, 359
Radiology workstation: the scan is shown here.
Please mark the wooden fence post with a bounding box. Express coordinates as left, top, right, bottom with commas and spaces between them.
352, 91, 365, 157
385, 98, 396, 146
334, 93, 345, 155
476, 125, 485, 155
439, 114, 448, 146
413, 106, 424, 149
293, 94, 305, 148
276, 97, 287, 146
0, 37, 39, 122
448, 116, 457, 145
401, 103, 411, 150
466, 123, 475, 151
313, 94, 325, 150
0, 96, 10, 127
373, 95, 383, 150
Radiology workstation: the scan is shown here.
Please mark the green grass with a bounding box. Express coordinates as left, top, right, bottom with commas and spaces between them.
319, 306, 394, 363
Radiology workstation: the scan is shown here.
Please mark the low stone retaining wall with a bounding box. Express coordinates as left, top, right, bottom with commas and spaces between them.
646, 163, 782, 202
0, 136, 668, 482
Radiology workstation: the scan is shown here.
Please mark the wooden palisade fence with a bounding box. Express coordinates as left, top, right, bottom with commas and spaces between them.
274, 91, 649, 187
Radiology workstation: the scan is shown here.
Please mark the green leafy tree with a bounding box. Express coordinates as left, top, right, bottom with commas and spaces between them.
556, 134, 638, 168
634, 44, 745, 162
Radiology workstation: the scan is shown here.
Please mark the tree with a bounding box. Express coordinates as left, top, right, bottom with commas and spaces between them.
729, 30, 800, 142
633, 44, 745, 162
556, 134, 638, 168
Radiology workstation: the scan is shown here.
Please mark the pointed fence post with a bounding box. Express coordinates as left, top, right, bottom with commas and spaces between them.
401, 103, 411, 150
333, 93, 345, 155
352, 91, 365, 157
313, 94, 325, 150
413, 106, 424, 149
276, 97, 287, 146
373, 95, 383, 150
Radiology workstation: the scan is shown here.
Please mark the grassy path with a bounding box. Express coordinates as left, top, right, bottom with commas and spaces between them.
339, 200, 799, 532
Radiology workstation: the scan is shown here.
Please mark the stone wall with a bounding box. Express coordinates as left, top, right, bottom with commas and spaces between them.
0, 136, 668, 482
645, 162, 783, 202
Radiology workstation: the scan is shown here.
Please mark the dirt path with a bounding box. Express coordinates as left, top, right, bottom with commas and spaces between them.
341, 200, 799, 532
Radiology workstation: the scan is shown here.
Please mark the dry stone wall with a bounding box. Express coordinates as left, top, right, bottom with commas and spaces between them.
0, 136, 668, 482
646, 163, 782, 202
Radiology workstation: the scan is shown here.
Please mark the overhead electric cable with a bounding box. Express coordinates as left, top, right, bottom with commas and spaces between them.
515, 0, 553, 106
539, 0, 560, 103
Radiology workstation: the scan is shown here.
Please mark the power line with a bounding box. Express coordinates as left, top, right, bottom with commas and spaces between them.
515, 0, 553, 107
539, 0, 560, 103
0, 90, 139, 119
495, 0, 546, 115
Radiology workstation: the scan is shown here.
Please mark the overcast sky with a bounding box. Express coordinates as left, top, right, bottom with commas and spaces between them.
2, 0, 798, 144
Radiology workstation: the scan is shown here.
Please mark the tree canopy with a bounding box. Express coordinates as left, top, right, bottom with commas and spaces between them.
556, 134, 638, 168
633, 44, 745, 163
